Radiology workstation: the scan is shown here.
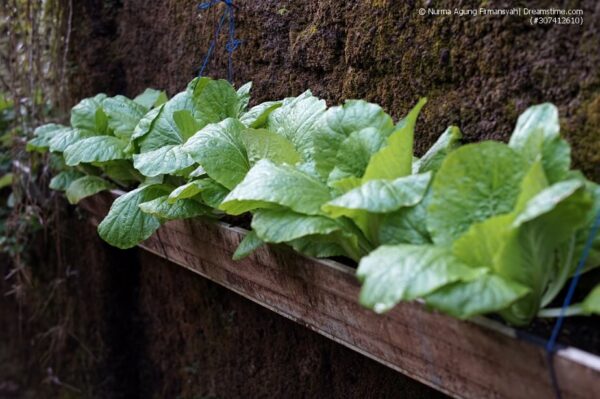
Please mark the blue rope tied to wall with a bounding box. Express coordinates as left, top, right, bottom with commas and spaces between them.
545, 209, 600, 399
197, 0, 241, 83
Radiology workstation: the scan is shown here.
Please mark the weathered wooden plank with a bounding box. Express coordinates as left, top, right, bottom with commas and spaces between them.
80, 192, 600, 399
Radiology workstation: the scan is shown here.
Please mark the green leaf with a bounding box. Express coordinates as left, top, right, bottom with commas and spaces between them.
190, 77, 244, 122
251, 209, 343, 243
328, 127, 386, 183
65, 176, 113, 204
173, 110, 203, 141
241, 128, 301, 166
427, 142, 527, 245
289, 235, 350, 259
313, 100, 394, 177
581, 284, 600, 315
134, 88, 167, 109
133, 144, 195, 177
541, 137, 571, 183
378, 200, 431, 246
102, 95, 148, 140
49, 170, 85, 191
232, 230, 264, 261
236, 81, 252, 114
168, 180, 206, 202
267, 91, 326, 161
131, 105, 163, 142
362, 98, 427, 181
425, 274, 530, 319
139, 195, 210, 220
27, 123, 69, 151
48, 128, 97, 153
323, 172, 431, 217
509, 103, 559, 151
97, 184, 170, 249
413, 126, 462, 173
183, 118, 249, 190
220, 159, 331, 215
70, 94, 108, 133
357, 245, 481, 313
240, 101, 281, 128
0, 173, 13, 189
100, 160, 143, 183
64, 136, 128, 166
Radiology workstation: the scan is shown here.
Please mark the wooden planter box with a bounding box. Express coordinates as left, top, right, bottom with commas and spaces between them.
80, 192, 600, 399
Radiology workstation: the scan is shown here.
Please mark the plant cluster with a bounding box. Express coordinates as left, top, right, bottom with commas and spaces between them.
29, 77, 600, 326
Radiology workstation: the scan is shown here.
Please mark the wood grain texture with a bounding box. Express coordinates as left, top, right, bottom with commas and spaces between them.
80, 192, 600, 399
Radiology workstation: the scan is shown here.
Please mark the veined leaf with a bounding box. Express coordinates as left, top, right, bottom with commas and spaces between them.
49, 170, 85, 191
323, 172, 431, 223
70, 94, 108, 133
357, 245, 481, 313
236, 81, 252, 114
241, 128, 301, 166
139, 195, 210, 220
240, 101, 281, 128
362, 98, 427, 181
134, 88, 167, 109
427, 142, 526, 245
27, 123, 69, 151
190, 77, 244, 122
413, 126, 462, 173
183, 118, 249, 189
220, 159, 331, 215
133, 144, 195, 177
328, 127, 386, 183
64, 136, 129, 166
98, 184, 171, 249
103, 95, 148, 140
267, 91, 326, 161
251, 209, 344, 243
48, 128, 97, 153
65, 176, 113, 204
425, 274, 530, 319
313, 100, 394, 177
509, 103, 559, 151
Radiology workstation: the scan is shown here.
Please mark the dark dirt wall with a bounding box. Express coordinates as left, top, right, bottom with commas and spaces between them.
69, 0, 600, 179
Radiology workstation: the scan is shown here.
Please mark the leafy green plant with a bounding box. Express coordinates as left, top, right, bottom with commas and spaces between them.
29, 78, 600, 325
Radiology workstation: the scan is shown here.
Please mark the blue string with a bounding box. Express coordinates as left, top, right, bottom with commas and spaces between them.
545, 209, 600, 399
197, 0, 241, 82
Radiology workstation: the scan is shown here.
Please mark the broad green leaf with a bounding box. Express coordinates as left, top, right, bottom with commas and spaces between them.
64, 136, 128, 166
133, 144, 195, 177
183, 118, 249, 189
241, 128, 301, 166
541, 137, 571, 183
413, 126, 462, 173
139, 195, 210, 220
48, 128, 97, 153
197, 179, 229, 208
27, 123, 69, 151
240, 101, 281, 128
267, 91, 326, 161
251, 209, 343, 243
509, 103, 559, 151
100, 160, 143, 183
102, 95, 148, 140
49, 170, 85, 191
168, 180, 207, 202
137, 91, 195, 152
428, 142, 526, 245
289, 235, 350, 259
220, 159, 331, 215
313, 100, 394, 177
362, 98, 427, 181
328, 127, 386, 183
323, 172, 431, 217
378, 200, 431, 246
70, 94, 108, 133
134, 88, 167, 109
232, 230, 264, 261
357, 245, 480, 313
425, 274, 530, 319
131, 105, 163, 142
65, 176, 113, 204
190, 77, 244, 122
173, 110, 202, 141
98, 184, 170, 249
